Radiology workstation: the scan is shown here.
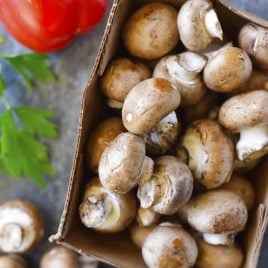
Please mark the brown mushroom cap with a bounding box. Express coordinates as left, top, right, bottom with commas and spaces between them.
181, 119, 234, 189
221, 174, 255, 210
238, 23, 268, 70
79, 177, 136, 233
203, 47, 252, 93
40, 246, 79, 268
219, 90, 268, 133
0, 200, 44, 253
138, 156, 193, 215
142, 223, 198, 268
187, 189, 248, 235
144, 111, 180, 156
153, 52, 207, 107
122, 78, 181, 135
86, 117, 125, 172
100, 58, 151, 102
98, 132, 154, 194
122, 3, 179, 60
196, 238, 243, 268
130, 223, 157, 248
0, 255, 28, 268
177, 0, 223, 51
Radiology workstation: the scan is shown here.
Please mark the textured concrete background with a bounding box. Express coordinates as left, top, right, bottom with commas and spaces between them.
0, 1, 267, 267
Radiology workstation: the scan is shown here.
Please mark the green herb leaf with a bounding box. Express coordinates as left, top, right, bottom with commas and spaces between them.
0, 74, 6, 97
0, 109, 57, 187
0, 53, 56, 91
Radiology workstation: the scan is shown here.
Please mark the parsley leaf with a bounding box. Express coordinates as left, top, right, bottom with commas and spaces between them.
0, 109, 57, 187
0, 53, 56, 91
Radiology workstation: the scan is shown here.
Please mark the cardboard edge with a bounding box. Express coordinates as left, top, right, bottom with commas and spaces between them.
49, 0, 121, 243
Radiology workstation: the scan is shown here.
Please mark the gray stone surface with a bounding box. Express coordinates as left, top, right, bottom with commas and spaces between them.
0, 1, 267, 268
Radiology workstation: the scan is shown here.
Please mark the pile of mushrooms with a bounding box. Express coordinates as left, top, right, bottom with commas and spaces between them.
81, 0, 268, 267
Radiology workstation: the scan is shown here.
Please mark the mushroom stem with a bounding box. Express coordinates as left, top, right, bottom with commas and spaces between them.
203, 233, 235, 245
237, 124, 268, 160
204, 9, 223, 40
138, 179, 160, 209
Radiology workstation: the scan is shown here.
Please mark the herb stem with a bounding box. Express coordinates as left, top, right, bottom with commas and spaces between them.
1, 94, 11, 110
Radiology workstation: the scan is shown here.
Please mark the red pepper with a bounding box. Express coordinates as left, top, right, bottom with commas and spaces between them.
0, 0, 108, 52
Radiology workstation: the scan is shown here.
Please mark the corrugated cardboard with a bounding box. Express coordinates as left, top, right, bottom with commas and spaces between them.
50, 1, 268, 267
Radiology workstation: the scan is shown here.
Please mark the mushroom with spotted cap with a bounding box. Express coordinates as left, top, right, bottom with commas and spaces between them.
142, 223, 198, 268
122, 78, 181, 135
187, 189, 248, 245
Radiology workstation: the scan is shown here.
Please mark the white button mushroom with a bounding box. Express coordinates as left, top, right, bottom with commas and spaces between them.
138, 156, 193, 215
122, 78, 181, 135
177, 0, 223, 52
219, 90, 268, 161
203, 47, 252, 93
0, 200, 44, 253
196, 238, 244, 268
0, 255, 28, 268
239, 23, 268, 70
144, 111, 180, 156
221, 174, 255, 210
153, 52, 207, 107
142, 223, 198, 268
100, 58, 151, 105
85, 117, 125, 172
181, 119, 234, 189
187, 189, 248, 245
40, 246, 80, 268
122, 3, 179, 60
98, 132, 154, 194
79, 177, 136, 233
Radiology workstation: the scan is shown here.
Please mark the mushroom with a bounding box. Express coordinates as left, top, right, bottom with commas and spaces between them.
40, 246, 79, 268
177, 202, 189, 224
130, 223, 157, 248
0, 255, 28, 268
138, 156, 193, 215
86, 117, 125, 172
177, 0, 223, 51
238, 23, 268, 70
203, 47, 252, 93
136, 208, 160, 227
78, 255, 99, 268
100, 58, 151, 105
182, 92, 219, 123
122, 3, 179, 60
181, 119, 234, 189
187, 189, 248, 245
221, 174, 255, 210
98, 132, 154, 194
79, 177, 136, 233
144, 111, 180, 156
142, 223, 198, 268
219, 90, 268, 161
0, 199, 44, 253
153, 52, 207, 107
196, 238, 244, 268
122, 78, 181, 135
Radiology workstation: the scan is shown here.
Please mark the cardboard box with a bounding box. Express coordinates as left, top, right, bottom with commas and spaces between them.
51, 1, 268, 267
